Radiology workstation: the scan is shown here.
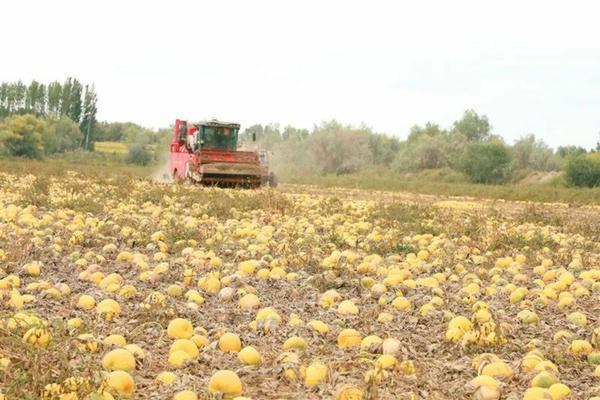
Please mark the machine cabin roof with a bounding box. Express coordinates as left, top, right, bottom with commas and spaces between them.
196, 119, 241, 130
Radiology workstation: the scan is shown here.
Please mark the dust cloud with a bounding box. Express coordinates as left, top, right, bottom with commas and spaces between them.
150, 149, 173, 183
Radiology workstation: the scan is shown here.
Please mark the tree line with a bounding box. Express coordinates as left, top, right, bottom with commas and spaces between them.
1, 81, 597, 187
240, 110, 600, 187
0, 78, 98, 157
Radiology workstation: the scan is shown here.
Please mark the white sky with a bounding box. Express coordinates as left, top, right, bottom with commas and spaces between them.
2, 0, 600, 149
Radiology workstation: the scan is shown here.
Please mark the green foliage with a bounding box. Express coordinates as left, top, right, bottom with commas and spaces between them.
238, 110, 509, 181
24, 80, 46, 115
564, 153, 600, 187
80, 84, 98, 150
239, 123, 263, 144
557, 145, 587, 158
59, 78, 73, 117
0, 114, 47, 158
308, 120, 372, 175
95, 121, 163, 144
0, 114, 84, 158
392, 123, 469, 172
239, 123, 286, 149
96, 121, 135, 142
452, 109, 491, 142
0, 78, 97, 150
44, 117, 84, 153
393, 134, 451, 171
282, 125, 309, 142
368, 132, 401, 166
67, 79, 83, 122
126, 142, 152, 165
460, 141, 512, 184
512, 134, 562, 171
406, 122, 446, 143
242, 120, 398, 179
47, 81, 63, 117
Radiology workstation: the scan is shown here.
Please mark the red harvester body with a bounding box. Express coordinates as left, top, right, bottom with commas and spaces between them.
169, 119, 264, 188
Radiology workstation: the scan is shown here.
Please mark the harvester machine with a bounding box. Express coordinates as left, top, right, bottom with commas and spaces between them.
170, 119, 275, 188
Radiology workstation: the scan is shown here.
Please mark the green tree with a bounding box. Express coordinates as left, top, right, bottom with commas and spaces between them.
512, 134, 561, 171
368, 132, 400, 166
14, 81, 27, 113
60, 78, 73, 117
281, 125, 309, 142
0, 83, 8, 117
0, 78, 94, 123
556, 145, 587, 158
124, 124, 143, 143
36, 84, 47, 116
25, 80, 40, 113
407, 122, 446, 143
47, 81, 62, 117
7, 84, 17, 113
0, 114, 47, 158
452, 109, 491, 142
126, 142, 152, 165
239, 123, 283, 149
80, 84, 98, 150
95, 121, 135, 142
24, 80, 47, 115
460, 141, 512, 184
308, 120, 372, 175
260, 124, 282, 149
240, 124, 264, 144
564, 153, 600, 187
393, 134, 451, 171
68, 79, 83, 123
5, 83, 18, 114
44, 117, 83, 153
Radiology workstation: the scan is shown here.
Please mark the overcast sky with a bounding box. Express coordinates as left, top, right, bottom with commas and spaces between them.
3, 0, 600, 149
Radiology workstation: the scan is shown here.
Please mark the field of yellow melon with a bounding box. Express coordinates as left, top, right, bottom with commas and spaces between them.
0, 171, 598, 399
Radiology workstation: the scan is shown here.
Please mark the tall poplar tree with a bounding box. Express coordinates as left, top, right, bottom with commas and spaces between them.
80, 84, 98, 150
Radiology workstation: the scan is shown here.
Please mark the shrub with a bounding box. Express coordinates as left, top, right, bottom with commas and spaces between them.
44, 117, 83, 154
392, 134, 451, 172
460, 141, 512, 184
0, 114, 47, 159
126, 142, 152, 165
307, 121, 372, 175
512, 134, 562, 171
564, 153, 600, 187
